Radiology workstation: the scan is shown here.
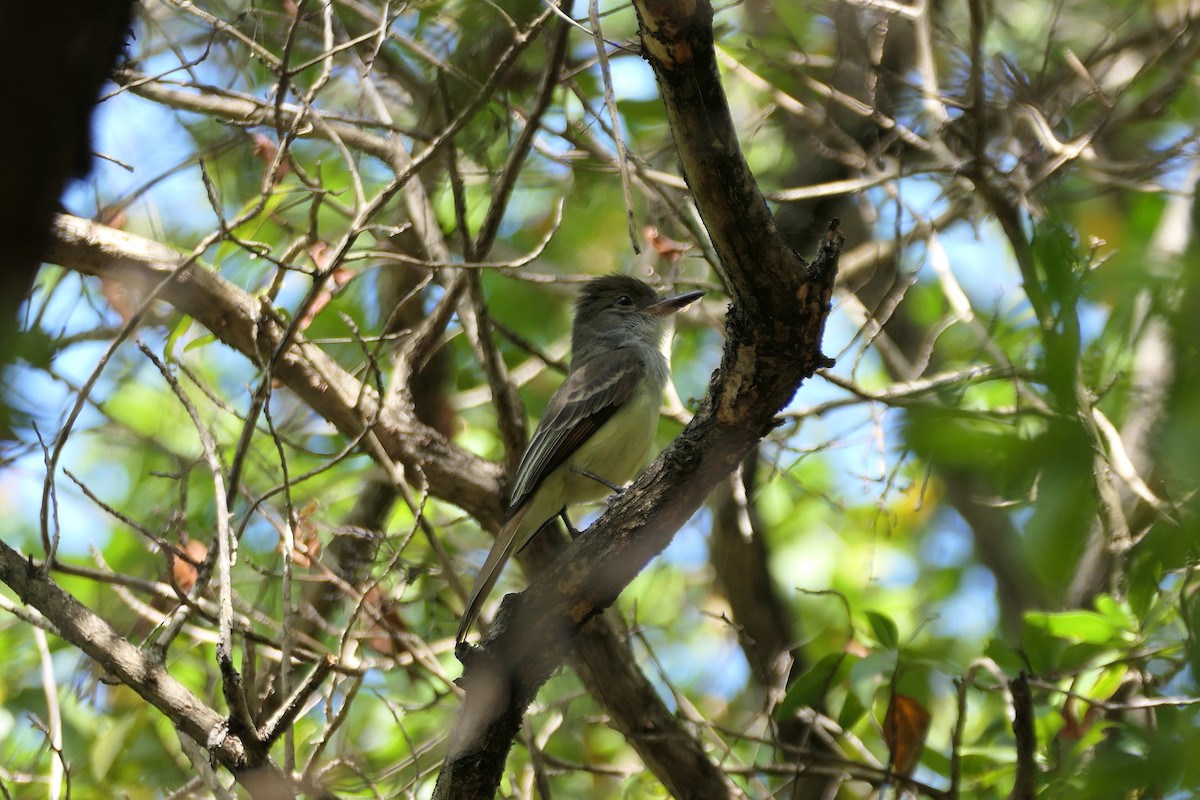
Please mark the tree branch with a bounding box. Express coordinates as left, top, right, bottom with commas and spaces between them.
44, 213, 506, 533
43, 212, 733, 800
0, 541, 291, 798
435, 2, 843, 795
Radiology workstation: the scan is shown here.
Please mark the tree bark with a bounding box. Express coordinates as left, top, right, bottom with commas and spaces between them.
434, 2, 843, 796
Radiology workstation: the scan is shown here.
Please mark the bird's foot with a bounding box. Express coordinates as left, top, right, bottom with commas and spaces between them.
559, 509, 580, 539
574, 467, 624, 494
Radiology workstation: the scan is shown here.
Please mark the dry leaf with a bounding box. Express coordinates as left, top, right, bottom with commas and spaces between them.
100, 279, 137, 323
279, 500, 322, 568
296, 291, 331, 331
99, 207, 127, 230
296, 249, 354, 331
844, 639, 870, 658
169, 537, 208, 593
1059, 694, 1100, 740
883, 693, 932, 777
251, 133, 290, 184
362, 586, 408, 655
308, 241, 331, 269
643, 225, 691, 262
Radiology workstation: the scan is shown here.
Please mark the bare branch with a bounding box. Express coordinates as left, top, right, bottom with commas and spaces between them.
44, 213, 506, 532
0, 542, 287, 794
435, 3, 843, 793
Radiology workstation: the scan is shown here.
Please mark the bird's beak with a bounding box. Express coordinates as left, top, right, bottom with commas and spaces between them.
645, 289, 704, 317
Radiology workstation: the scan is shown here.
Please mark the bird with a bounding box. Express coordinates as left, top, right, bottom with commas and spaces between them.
457, 274, 703, 642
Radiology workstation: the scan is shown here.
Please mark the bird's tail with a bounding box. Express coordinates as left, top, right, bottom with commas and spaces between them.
457, 503, 532, 642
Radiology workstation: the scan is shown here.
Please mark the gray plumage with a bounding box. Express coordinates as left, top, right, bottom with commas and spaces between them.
457, 274, 702, 641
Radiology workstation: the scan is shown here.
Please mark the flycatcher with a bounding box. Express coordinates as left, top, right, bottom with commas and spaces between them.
457, 274, 703, 641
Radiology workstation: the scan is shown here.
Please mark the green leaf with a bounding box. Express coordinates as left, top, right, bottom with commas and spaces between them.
843, 649, 897, 731
1032, 221, 1081, 307
984, 637, 1025, 674
838, 683, 869, 731
164, 314, 193, 361
771, 2, 814, 45
1086, 663, 1129, 703
1021, 617, 1067, 674
776, 653, 856, 721
1059, 642, 1110, 673
183, 332, 218, 353
1024, 610, 1126, 645
1094, 594, 1136, 632
91, 714, 138, 782
1128, 559, 1161, 620
850, 649, 898, 690
1184, 591, 1200, 679
14, 327, 57, 369
865, 610, 900, 649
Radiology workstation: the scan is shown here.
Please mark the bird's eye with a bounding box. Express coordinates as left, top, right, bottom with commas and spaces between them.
615, 295, 633, 307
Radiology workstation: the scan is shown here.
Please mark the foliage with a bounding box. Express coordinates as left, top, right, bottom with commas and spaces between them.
2, 0, 1199, 797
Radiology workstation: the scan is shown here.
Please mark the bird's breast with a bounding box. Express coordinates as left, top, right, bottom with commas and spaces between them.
562, 384, 661, 504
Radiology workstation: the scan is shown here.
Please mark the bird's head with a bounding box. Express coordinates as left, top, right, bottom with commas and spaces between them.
571, 274, 703, 361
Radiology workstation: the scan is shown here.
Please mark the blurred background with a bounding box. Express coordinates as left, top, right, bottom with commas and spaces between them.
2, 0, 1199, 797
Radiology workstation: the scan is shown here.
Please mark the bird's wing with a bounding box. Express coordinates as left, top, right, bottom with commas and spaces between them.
506, 347, 644, 515
457, 350, 644, 641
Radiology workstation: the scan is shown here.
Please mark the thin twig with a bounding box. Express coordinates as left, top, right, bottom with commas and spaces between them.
589, 0, 639, 253
136, 341, 258, 740
259, 656, 337, 747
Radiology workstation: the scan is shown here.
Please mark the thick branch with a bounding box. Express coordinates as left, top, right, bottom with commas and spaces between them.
436, 3, 843, 785
441, 223, 840, 795
45, 212, 728, 800
0, 2, 134, 367
1009, 673, 1036, 800
569, 614, 741, 800
44, 214, 505, 532
633, 0, 800, 320
710, 451, 797, 687
0, 540, 288, 796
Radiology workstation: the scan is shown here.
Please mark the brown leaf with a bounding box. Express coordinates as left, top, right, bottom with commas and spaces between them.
278, 500, 322, 568
295, 251, 353, 331
307, 241, 332, 270
362, 586, 408, 655
883, 693, 932, 777
100, 278, 138, 323
169, 537, 208, 593
98, 207, 127, 230
251, 133, 290, 185
294, 262, 350, 331
1059, 693, 1100, 740
844, 639, 870, 658
643, 225, 691, 262
296, 289, 332, 331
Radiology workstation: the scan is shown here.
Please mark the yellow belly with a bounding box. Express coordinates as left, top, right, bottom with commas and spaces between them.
512, 385, 660, 546
562, 384, 659, 503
